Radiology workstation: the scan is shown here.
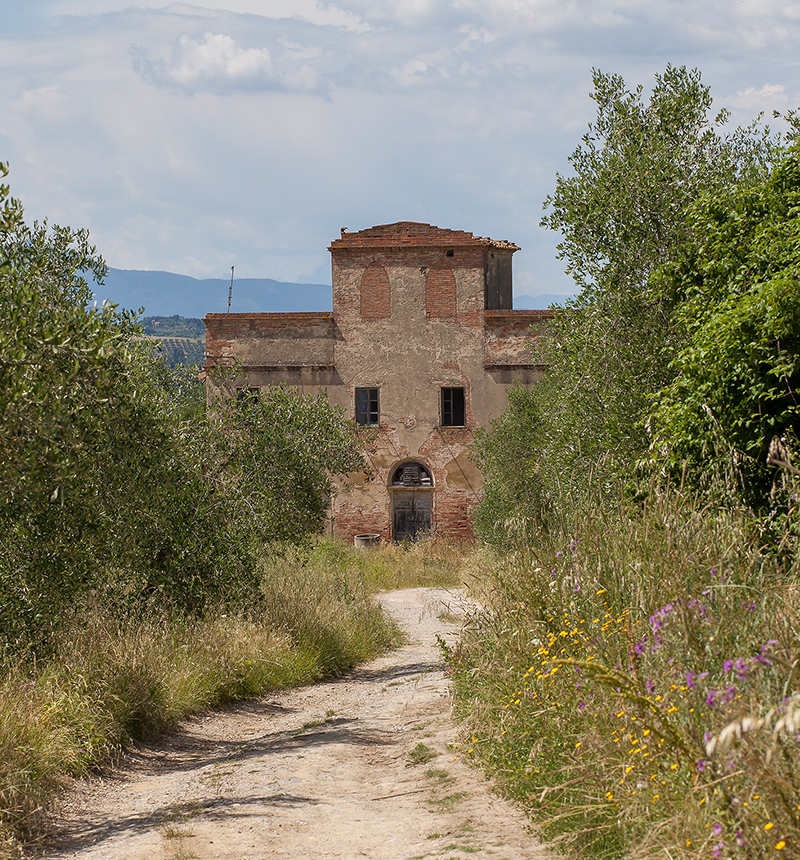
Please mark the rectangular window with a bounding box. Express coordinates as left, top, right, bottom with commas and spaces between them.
441, 387, 466, 426
355, 387, 379, 426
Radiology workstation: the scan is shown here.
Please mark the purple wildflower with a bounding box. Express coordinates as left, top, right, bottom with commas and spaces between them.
686, 671, 708, 689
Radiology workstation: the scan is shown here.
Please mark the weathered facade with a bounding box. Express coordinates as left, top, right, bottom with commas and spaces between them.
204, 222, 551, 542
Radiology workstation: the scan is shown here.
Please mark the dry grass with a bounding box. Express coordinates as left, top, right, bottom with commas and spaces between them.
448, 489, 800, 859
0, 545, 406, 855
308, 535, 468, 592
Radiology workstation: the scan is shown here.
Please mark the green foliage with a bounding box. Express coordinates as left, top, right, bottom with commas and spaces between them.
140, 316, 204, 337
471, 386, 549, 543
475, 66, 781, 541
0, 549, 399, 848
0, 164, 365, 654
542, 66, 773, 293
647, 149, 800, 505
206, 382, 365, 545
451, 490, 800, 859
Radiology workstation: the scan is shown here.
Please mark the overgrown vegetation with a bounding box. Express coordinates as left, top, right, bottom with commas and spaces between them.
461, 66, 800, 859
0, 157, 368, 654
0, 164, 447, 853
451, 490, 800, 859
475, 65, 795, 536
0, 543, 403, 854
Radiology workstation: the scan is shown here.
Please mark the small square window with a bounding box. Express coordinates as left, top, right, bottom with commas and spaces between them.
355, 387, 379, 426
441, 387, 466, 426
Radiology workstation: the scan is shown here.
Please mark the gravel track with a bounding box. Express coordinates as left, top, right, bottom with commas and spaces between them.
37, 588, 549, 860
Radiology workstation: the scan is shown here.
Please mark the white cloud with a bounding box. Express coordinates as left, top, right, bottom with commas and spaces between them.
48, 0, 372, 31
728, 82, 793, 116
2, 0, 800, 296
131, 31, 328, 93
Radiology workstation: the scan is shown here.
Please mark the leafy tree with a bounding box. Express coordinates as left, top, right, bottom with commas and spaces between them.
471, 386, 547, 544
474, 66, 779, 542
202, 378, 365, 545
0, 164, 364, 652
647, 147, 800, 505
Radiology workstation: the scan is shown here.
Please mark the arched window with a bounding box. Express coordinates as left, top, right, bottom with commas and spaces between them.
359, 261, 391, 320
390, 461, 433, 487
390, 461, 433, 541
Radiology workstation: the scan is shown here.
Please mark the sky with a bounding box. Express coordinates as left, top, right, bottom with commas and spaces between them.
2, 0, 799, 298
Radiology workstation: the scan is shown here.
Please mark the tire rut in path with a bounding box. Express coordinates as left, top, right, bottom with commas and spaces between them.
40, 587, 549, 860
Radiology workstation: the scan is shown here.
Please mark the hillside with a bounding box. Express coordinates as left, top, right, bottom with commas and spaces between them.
98, 269, 333, 317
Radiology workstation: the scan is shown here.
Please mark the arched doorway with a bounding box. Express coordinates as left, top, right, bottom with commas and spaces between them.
390, 461, 433, 541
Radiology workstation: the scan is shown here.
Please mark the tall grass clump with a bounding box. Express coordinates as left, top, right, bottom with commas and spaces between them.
0, 549, 400, 855
448, 488, 800, 859
308, 534, 467, 592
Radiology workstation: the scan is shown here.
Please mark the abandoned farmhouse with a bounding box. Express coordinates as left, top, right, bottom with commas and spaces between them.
204, 222, 552, 542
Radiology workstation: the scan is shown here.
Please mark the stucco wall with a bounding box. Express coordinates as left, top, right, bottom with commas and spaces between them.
204, 223, 553, 543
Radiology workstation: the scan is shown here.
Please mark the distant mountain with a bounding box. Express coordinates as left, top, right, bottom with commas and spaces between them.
97, 269, 333, 317
513, 293, 577, 310
96, 269, 574, 317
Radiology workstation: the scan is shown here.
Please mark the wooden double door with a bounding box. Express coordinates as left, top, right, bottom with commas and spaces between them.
392, 489, 432, 541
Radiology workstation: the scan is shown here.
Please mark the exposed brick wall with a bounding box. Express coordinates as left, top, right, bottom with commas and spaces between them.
329, 221, 519, 251
359, 261, 391, 320
203, 223, 542, 546
333, 505, 391, 543
425, 260, 456, 319
205, 313, 335, 367
484, 310, 553, 367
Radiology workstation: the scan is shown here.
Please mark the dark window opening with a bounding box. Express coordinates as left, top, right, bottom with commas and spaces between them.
355, 387, 379, 426
391, 462, 432, 487
445, 249, 454, 257
441, 387, 466, 426
236, 386, 260, 404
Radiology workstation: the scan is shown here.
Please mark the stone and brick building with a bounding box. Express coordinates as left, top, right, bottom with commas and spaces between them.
204, 222, 551, 543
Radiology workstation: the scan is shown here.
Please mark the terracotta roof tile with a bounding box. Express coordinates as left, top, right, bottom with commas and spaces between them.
328, 221, 519, 251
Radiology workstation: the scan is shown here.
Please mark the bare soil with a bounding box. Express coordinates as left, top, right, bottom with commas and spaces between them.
37, 588, 549, 860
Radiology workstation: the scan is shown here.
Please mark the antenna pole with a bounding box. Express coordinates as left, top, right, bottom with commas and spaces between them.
227, 266, 234, 313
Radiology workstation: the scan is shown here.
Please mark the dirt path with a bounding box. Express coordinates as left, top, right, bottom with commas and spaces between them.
39, 588, 549, 860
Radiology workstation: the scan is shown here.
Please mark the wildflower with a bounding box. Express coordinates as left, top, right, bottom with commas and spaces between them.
776, 841, 786, 850
712, 841, 724, 858
686, 670, 708, 689
765, 823, 775, 831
